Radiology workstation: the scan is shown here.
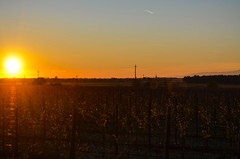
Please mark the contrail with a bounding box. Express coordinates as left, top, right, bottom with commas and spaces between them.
145, 10, 154, 14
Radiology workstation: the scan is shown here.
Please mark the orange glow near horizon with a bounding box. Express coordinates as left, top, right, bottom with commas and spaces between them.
0, 49, 239, 79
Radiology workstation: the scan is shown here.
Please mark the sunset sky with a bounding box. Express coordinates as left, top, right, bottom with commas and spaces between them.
0, 0, 240, 78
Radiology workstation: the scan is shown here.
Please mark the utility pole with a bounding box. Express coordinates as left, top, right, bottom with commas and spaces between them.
134, 65, 137, 79
37, 70, 40, 78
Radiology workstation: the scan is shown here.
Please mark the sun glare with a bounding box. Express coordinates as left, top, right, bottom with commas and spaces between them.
5, 58, 21, 75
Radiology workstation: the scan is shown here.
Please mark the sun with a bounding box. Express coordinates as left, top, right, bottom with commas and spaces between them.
5, 58, 21, 74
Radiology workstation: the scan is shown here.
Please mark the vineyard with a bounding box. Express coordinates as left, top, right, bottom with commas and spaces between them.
0, 83, 240, 159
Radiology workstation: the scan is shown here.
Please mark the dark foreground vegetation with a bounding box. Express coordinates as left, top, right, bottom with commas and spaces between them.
0, 79, 240, 159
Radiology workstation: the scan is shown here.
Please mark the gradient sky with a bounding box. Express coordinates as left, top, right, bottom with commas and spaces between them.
0, 0, 240, 78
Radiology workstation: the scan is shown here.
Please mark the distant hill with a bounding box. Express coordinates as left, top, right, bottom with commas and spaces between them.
188, 70, 240, 76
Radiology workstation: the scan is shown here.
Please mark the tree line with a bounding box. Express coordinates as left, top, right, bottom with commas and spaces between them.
183, 75, 240, 85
